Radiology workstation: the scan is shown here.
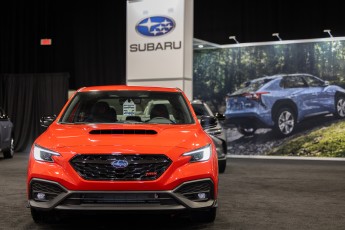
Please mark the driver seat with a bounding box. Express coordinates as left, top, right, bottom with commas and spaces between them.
150, 104, 169, 120
90, 101, 117, 122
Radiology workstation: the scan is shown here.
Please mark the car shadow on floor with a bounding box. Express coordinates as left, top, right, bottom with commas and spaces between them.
32, 212, 212, 230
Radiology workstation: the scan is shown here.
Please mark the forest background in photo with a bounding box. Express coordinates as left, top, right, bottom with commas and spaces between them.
193, 40, 345, 113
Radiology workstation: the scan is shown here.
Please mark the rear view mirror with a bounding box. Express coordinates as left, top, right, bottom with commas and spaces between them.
40, 115, 56, 128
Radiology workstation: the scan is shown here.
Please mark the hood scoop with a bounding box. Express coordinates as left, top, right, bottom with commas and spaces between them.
89, 129, 157, 135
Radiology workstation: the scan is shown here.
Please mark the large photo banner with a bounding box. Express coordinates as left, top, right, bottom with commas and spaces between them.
194, 39, 345, 113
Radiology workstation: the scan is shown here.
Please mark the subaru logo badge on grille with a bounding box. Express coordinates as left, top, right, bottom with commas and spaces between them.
136, 16, 175, 37
111, 160, 129, 169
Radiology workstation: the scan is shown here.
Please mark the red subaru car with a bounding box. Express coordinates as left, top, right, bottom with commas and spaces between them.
27, 86, 218, 223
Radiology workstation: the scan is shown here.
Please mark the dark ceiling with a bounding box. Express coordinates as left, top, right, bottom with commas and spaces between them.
194, 0, 345, 44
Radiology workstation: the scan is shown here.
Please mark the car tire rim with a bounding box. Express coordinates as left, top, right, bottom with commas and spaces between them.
278, 111, 294, 135
237, 127, 256, 135
9, 138, 14, 157
337, 98, 345, 117
244, 128, 254, 133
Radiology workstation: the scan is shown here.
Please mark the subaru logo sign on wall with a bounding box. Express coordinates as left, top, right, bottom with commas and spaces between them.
111, 160, 129, 169
136, 16, 175, 37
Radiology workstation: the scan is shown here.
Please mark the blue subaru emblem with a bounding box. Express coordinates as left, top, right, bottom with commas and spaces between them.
111, 160, 129, 169
136, 16, 175, 37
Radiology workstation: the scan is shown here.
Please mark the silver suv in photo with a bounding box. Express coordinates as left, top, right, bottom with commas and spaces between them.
225, 74, 345, 136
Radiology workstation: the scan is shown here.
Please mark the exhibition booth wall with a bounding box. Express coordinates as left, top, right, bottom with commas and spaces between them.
2, 38, 345, 152
193, 38, 345, 113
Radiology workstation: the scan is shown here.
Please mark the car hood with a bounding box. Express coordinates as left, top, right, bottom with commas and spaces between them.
35, 123, 210, 153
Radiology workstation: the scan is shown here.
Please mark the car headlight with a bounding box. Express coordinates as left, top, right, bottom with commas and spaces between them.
33, 145, 60, 162
183, 144, 211, 162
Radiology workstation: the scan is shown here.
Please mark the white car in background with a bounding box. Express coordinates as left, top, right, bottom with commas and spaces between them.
191, 100, 227, 173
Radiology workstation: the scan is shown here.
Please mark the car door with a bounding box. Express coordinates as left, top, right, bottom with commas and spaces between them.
302, 75, 333, 113
281, 75, 311, 119
0, 108, 12, 149
0, 108, 5, 148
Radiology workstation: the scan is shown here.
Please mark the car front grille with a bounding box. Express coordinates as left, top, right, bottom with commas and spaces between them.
70, 154, 172, 181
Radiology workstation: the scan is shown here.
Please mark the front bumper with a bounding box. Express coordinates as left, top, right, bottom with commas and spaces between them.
28, 178, 217, 212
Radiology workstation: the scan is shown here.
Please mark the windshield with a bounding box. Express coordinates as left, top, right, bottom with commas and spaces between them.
59, 91, 194, 124
232, 78, 273, 95
191, 104, 213, 118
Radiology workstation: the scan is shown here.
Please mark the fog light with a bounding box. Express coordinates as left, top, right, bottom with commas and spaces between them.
197, 193, 206, 199
36, 193, 46, 200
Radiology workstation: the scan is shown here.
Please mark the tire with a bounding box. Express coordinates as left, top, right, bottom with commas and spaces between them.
30, 208, 58, 224
191, 207, 217, 223
334, 95, 345, 118
218, 159, 226, 173
31, 208, 44, 223
274, 107, 296, 136
3, 137, 14, 159
237, 126, 257, 136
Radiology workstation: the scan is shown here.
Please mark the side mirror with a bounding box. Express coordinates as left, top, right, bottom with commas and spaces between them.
0, 114, 9, 120
40, 115, 56, 128
0, 108, 9, 120
215, 112, 225, 120
200, 115, 217, 129
324, 81, 330, 86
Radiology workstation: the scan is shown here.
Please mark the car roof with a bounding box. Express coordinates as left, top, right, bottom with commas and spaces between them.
250, 73, 315, 83
191, 99, 204, 104
77, 85, 183, 93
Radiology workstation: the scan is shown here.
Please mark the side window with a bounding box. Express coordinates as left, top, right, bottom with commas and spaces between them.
304, 76, 324, 87
282, 76, 307, 88
192, 104, 209, 117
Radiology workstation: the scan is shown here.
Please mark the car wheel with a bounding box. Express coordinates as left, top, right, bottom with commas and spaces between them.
274, 107, 296, 136
191, 207, 217, 223
3, 137, 14, 159
218, 159, 226, 173
30, 208, 57, 223
237, 126, 257, 136
31, 208, 45, 223
335, 95, 345, 118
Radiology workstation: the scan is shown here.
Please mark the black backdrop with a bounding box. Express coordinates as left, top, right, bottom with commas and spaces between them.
0, 73, 69, 152
0, 0, 126, 89
0, 1, 126, 151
